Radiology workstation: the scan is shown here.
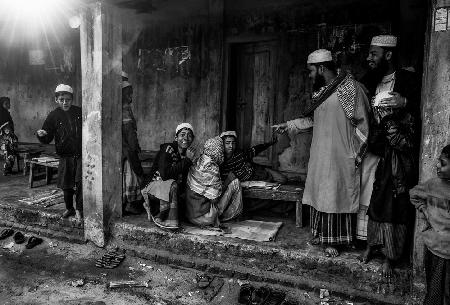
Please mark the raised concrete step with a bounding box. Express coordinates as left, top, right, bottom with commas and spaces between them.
0, 201, 84, 243
110, 217, 420, 305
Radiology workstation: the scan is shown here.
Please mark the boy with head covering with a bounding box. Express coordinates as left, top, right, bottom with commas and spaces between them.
141, 123, 196, 229
0, 122, 18, 175
273, 49, 370, 257
122, 81, 144, 215
219, 131, 286, 186
37, 84, 83, 221
186, 136, 243, 226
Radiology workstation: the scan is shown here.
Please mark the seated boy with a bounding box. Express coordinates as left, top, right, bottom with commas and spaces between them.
141, 123, 196, 230
219, 131, 287, 185
186, 136, 242, 227
410, 144, 450, 305
0, 122, 18, 175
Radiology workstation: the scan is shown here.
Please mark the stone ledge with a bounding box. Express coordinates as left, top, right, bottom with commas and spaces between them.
111, 220, 421, 305
0, 203, 85, 244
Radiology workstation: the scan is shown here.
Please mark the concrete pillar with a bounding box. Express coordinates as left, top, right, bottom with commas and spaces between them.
414, 0, 450, 284
80, 2, 122, 247
203, 0, 224, 138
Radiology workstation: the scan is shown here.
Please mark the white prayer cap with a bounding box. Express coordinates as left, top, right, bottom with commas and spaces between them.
220, 131, 237, 138
121, 71, 129, 78
307, 49, 332, 64
122, 81, 132, 89
55, 84, 73, 94
371, 35, 397, 47
176, 123, 194, 135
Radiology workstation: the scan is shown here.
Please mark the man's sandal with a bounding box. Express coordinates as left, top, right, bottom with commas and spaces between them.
196, 273, 213, 289
0, 228, 14, 240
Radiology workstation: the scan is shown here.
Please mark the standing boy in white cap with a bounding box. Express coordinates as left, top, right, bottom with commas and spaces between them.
37, 84, 83, 221
273, 49, 370, 257
140, 123, 197, 229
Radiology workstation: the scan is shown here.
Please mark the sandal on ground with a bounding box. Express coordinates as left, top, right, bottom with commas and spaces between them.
13, 232, 26, 244
0, 228, 14, 240
95, 249, 126, 269
195, 273, 213, 289
250, 286, 271, 305
25, 236, 43, 249
238, 283, 255, 304
263, 289, 286, 305
324, 247, 339, 258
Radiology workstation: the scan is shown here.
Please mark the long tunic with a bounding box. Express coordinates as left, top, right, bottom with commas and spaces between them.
300, 90, 367, 214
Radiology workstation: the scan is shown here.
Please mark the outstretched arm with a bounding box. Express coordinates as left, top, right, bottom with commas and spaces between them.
272, 117, 313, 135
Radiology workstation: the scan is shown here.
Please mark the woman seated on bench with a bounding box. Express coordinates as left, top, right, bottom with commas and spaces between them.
219, 131, 287, 185
185, 136, 243, 227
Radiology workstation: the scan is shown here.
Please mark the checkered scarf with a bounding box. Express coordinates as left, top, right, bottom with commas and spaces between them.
307, 73, 369, 168
187, 137, 224, 200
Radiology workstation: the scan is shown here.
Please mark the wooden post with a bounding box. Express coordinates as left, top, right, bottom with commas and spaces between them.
204, 0, 224, 137
80, 2, 122, 247
414, 0, 450, 285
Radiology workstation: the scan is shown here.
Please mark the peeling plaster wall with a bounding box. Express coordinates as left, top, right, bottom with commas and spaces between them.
122, 6, 222, 149
0, 36, 81, 144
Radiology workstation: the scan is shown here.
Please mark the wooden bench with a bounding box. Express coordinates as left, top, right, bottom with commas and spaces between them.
242, 184, 304, 227
27, 159, 59, 188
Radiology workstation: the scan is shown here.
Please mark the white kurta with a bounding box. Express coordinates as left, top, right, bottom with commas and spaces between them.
294, 91, 362, 214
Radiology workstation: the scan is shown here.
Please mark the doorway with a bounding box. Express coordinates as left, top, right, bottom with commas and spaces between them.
225, 40, 279, 167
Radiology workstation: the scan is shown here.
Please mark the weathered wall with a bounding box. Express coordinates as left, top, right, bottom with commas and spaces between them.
0, 30, 81, 143
121, 0, 222, 149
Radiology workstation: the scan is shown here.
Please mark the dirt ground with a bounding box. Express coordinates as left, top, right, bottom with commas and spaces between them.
0, 232, 369, 305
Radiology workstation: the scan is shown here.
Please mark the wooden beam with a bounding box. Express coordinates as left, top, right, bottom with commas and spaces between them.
80, 1, 122, 247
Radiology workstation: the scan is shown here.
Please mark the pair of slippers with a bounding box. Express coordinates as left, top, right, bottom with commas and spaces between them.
95, 249, 126, 269
0, 228, 43, 249
195, 273, 225, 302
239, 284, 288, 305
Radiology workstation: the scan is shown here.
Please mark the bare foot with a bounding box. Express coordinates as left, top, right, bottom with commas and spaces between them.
308, 237, 321, 246
382, 259, 393, 279
359, 247, 372, 263
324, 247, 339, 258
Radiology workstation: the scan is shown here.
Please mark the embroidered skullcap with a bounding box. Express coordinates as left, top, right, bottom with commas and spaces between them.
121, 71, 129, 79
122, 81, 132, 89
219, 131, 237, 139
175, 123, 194, 135
371, 35, 397, 47
55, 84, 73, 94
203, 136, 224, 165
307, 49, 332, 64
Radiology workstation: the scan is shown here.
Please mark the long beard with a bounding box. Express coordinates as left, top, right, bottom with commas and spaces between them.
370, 58, 390, 86
312, 74, 326, 93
